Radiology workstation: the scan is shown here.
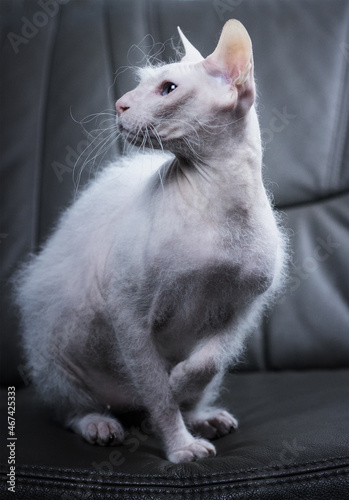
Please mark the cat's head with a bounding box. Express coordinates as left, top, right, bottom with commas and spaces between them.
116, 20, 255, 159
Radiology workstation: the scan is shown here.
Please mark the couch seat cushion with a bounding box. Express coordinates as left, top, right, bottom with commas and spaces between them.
1, 370, 348, 499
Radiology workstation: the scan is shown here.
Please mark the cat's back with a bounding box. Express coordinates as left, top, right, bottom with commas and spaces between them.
72, 151, 171, 225
15, 152, 171, 311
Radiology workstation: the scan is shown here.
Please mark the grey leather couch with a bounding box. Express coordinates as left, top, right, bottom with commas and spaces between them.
1, 0, 348, 498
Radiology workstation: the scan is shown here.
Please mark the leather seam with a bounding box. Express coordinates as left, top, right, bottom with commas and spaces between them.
3, 467, 348, 494
1, 456, 348, 484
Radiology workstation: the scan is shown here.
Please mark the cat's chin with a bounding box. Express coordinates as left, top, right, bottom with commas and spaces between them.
119, 124, 164, 150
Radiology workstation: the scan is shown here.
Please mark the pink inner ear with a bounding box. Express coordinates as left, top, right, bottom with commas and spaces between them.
203, 20, 253, 85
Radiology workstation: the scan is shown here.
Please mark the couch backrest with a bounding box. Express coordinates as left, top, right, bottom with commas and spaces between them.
1, 0, 348, 386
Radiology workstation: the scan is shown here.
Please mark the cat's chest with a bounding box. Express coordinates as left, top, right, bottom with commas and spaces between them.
145, 200, 278, 322
148, 196, 274, 269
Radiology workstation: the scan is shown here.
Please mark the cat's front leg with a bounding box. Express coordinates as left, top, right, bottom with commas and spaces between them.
169, 334, 229, 403
169, 335, 239, 439
109, 315, 216, 462
135, 358, 217, 463
160, 409, 216, 463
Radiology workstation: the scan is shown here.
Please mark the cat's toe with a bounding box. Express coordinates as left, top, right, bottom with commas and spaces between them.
190, 409, 238, 439
167, 439, 216, 463
94, 420, 122, 446
70, 413, 125, 446
210, 410, 238, 436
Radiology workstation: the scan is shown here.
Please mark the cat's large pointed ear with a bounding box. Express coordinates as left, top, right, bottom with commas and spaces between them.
177, 27, 204, 63
203, 20, 254, 109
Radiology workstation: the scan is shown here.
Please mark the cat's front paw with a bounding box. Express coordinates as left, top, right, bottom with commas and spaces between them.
189, 409, 238, 439
167, 438, 216, 463
70, 413, 125, 446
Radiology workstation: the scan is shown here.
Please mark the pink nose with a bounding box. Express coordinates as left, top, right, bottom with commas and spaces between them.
115, 98, 130, 115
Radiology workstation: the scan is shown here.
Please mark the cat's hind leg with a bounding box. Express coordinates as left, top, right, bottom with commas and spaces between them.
68, 412, 125, 446
44, 376, 126, 446
50, 370, 126, 446
28, 345, 126, 447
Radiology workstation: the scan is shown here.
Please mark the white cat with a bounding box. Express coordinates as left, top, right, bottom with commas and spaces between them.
14, 20, 286, 463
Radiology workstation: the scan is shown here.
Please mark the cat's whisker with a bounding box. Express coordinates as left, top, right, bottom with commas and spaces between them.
191, 161, 212, 183
96, 120, 119, 134
134, 130, 143, 153
158, 168, 165, 194
137, 125, 148, 153
149, 124, 165, 152
144, 128, 151, 156
98, 136, 120, 167
73, 131, 120, 195
71, 109, 119, 192
181, 136, 205, 164
127, 135, 138, 154
149, 126, 166, 193
168, 117, 201, 142
89, 133, 120, 172
88, 121, 119, 139
175, 162, 194, 190
128, 35, 156, 66
140, 128, 148, 154
109, 65, 136, 94
147, 126, 156, 154
128, 34, 167, 72
120, 130, 131, 155
195, 115, 245, 135
81, 109, 117, 120
123, 127, 136, 150
74, 123, 120, 178
72, 110, 117, 132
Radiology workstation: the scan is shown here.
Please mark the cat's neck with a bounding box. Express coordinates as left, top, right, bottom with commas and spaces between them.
165, 107, 265, 213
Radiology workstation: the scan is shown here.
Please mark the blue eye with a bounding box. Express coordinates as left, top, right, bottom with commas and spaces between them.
161, 82, 177, 96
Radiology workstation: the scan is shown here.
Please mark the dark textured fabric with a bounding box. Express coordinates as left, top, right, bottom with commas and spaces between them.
1, 371, 348, 499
